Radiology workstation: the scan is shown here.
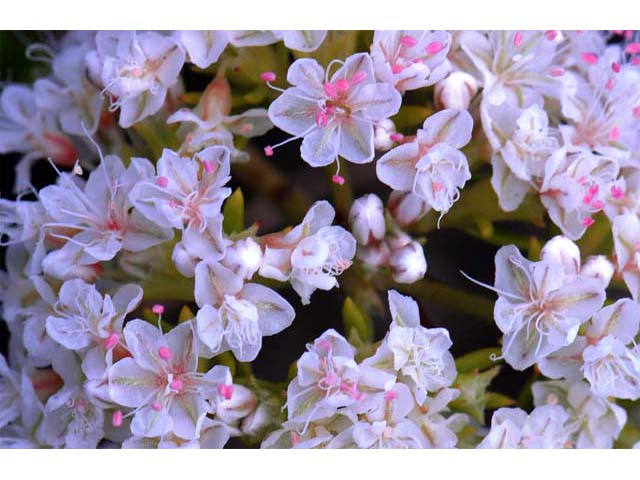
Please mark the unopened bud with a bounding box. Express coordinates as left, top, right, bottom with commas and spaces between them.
357, 242, 391, 270
374, 118, 398, 151
434, 71, 478, 110
242, 403, 272, 436
222, 237, 264, 280
389, 240, 427, 284
387, 191, 431, 227
385, 231, 413, 251
215, 384, 257, 424
540, 235, 581, 276
172, 242, 198, 278
348, 194, 386, 245
581, 255, 615, 287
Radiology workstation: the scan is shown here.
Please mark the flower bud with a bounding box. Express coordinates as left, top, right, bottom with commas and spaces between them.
348, 194, 386, 245
385, 231, 413, 251
357, 242, 391, 270
540, 235, 581, 276
389, 240, 427, 284
216, 384, 258, 424
434, 71, 478, 110
581, 255, 615, 287
222, 237, 264, 280
241, 403, 272, 436
387, 191, 431, 227
42, 249, 100, 282
374, 118, 397, 151
172, 242, 198, 278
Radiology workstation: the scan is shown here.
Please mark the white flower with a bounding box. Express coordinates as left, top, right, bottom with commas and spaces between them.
0, 84, 79, 192
487, 244, 605, 370
612, 213, 640, 299
260, 201, 356, 305
267, 53, 401, 168
348, 194, 386, 245
285, 329, 363, 426
533, 380, 627, 448
478, 405, 572, 448
40, 154, 173, 266
43, 350, 105, 448
582, 299, 640, 400
371, 31, 452, 93
34, 43, 103, 136
194, 260, 295, 362
45, 279, 142, 380
91, 31, 185, 127
166, 73, 272, 161
108, 319, 231, 439
365, 291, 456, 403
0, 354, 20, 430
129, 145, 231, 232
377, 109, 473, 214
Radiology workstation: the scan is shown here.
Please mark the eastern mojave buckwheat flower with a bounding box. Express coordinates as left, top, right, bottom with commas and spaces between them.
1, 29, 640, 450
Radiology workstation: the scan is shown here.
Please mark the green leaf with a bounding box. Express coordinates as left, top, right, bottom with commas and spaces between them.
392, 105, 434, 131
223, 188, 245, 235
455, 347, 502, 373
213, 351, 237, 377
450, 366, 501, 424
342, 297, 374, 344
178, 305, 195, 323
485, 391, 516, 409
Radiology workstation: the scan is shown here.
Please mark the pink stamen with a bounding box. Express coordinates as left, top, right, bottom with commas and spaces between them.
318, 340, 332, 351
513, 31, 524, 47
545, 30, 558, 41
156, 176, 169, 188
384, 390, 398, 401
609, 126, 621, 142
605, 77, 616, 90
582, 217, 595, 228
432, 181, 444, 192
112, 410, 123, 427
611, 185, 625, 199
105, 333, 119, 351
549, 67, 565, 77
351, 71, 367, 85
159, 346, 173, 361
391, 63, 404, 74
315, 110, 328, 127
259, 71, 276, 82
625, 43, 640, 55
612, 62, 621, 73
581, 52, 598, 65
389, 133, 404, 142
203, 160, 215, 174
169, 378, 183, 391
323, 82, 338, 98
218, 383, 234, 400
400, 35, 417, 47
632, 57, 640, 66
633, 106, 640, 118
264, 146, 274, 157
335, 79, 350, 92
332, 175, 345, 186
591, 199, 605, 210
151, 402, 163, 411
426, 41, 444, 55
152, 304, 165, 315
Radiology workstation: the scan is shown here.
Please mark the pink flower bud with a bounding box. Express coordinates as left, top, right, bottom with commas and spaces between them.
434, 71, 478, 110
389, 240, 427, 284
581, 255, 614, 287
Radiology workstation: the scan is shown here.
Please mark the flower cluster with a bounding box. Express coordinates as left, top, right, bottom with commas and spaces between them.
263, 291, 465, 448
2, 29, 640, 449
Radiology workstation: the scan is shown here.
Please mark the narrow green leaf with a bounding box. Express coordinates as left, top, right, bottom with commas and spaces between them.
223, 188, 245, 234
